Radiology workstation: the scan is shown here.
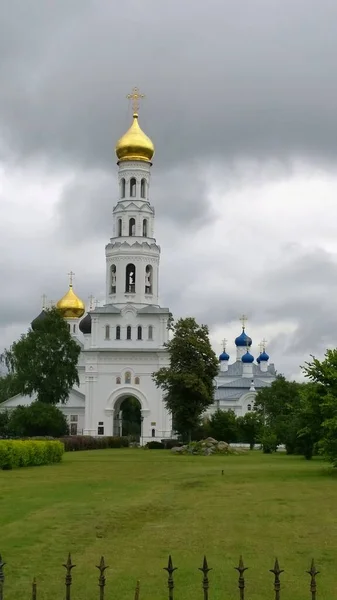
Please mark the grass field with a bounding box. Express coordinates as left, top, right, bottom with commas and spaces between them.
1, 449, 337, 600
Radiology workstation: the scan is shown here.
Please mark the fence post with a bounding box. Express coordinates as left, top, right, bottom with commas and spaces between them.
0, 554, 5, 600
235, 556, 247, 600
164, 555, 177, 600
63, 554, 76, 600
96, 556, 108, 600
270, 558, 284, 600
31, 577, 37, 600
307, 559, 319, 600
199, 556, 212, 600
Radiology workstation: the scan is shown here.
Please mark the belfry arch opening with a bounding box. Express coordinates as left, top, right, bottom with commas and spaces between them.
126, 263, 136, 293
130, 178, 136, 197
113, 396, 142, 440
129, 218, 136, 236
140, 178, 146, 199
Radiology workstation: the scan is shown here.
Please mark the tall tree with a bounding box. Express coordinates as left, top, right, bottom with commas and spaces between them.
303, 350, 337, 465
2, 307, 80, 405
153, 317, 219, 441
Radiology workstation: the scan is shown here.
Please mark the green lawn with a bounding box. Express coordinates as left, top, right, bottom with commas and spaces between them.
1, 449, 337, 600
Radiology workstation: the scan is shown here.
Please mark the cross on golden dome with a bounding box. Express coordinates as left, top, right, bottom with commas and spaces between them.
126, 87, 145, 115
68, 270, 75, 286
115, 87, 154, 163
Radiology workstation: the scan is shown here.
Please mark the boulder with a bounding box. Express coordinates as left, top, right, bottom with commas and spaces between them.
217, 441, 229, 450
171, 446, 185, 453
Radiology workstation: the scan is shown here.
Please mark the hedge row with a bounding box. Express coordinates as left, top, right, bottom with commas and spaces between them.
0, 440, 64, 470
59, 435, 130, 451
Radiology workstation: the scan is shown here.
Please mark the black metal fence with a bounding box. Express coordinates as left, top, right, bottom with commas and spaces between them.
0, 553, 320, 599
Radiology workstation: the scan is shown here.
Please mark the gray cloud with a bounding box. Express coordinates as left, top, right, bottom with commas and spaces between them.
2, 0, 337, 381
2, 0, 337, 170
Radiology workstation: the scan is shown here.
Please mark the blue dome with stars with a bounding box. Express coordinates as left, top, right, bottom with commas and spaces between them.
219, 351, 230, 362
235, 329, 252, 347
259, 351, 269, 362
242, 350, 254, 363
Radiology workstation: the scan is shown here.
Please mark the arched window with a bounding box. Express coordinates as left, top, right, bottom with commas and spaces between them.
110, 264, 116, 294
125, 371, 131, 384
116, 325, 121, 340
127, 325, 132, 340
137, 325, 142, 340
120, 178, 126, 198
126, 264, 136, 293
247, 404, 252, 412
142, 219, 148, 237
135, 376, 140, 385
118, 218, 122, 237
148, 325, 153, 340
129, 218, 136, 236
151, 428, 155, 438
140, 178, 146, 198
116, 376, 121, 384
73, 324, 76, 333
130, 178, 136, 197
145, 265, 153, 294
105, 325, 110, 340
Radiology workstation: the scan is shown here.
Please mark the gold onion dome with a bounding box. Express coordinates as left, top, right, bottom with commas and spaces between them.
115, 113, 154, 163
56, 285, 85, 319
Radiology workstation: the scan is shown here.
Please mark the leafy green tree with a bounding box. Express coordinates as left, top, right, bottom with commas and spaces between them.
302, 350, 337, 465
254, 375, 302, 449
2, 307, 80, 405
8, 401, 69, 437
153, 317, 218, 441
0, 373, 21, 404
295, 383, 324, 460
237, 412, 263, 449
208, 409, 238, 442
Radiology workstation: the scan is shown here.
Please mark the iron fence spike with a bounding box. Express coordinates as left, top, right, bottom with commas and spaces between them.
134, 580, 140, 600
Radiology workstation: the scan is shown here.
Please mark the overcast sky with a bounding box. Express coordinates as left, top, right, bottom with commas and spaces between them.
1, 0, 337, 379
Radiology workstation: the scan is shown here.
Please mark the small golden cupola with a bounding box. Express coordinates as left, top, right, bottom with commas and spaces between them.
56, 271, 85, 319
115, 87, 154, 163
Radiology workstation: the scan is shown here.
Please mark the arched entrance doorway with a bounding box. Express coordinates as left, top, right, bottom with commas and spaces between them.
113, 395, 142, 441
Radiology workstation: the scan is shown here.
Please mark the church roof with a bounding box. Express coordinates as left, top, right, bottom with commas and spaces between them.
216, 377, 272, 390
91, 305, 121, 314
137, 305, 171, 314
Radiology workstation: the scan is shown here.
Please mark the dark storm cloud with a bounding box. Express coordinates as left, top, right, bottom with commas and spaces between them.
2, 0, 337, 169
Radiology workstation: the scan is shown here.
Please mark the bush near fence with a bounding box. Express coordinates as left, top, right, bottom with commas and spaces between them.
59, 435, 130, 452
0, 439, 64, 470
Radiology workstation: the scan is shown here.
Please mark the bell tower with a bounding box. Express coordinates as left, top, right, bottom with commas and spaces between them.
105, 87, 160, 307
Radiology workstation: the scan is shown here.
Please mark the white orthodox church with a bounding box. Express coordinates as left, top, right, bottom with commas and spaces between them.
1, 89, 276, 440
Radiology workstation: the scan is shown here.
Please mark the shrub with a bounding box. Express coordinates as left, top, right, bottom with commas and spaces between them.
260, 430, 278, 454
161, 439, 183, 449
59, 436, 129, 451
146, 441, 165, 449
8, 402, 69, 438
0, 440, 64, 470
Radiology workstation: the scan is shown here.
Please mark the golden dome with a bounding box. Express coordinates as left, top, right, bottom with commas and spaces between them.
56, 285, 85, 319
115, 113, 154, 163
